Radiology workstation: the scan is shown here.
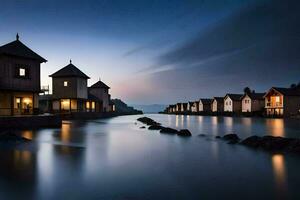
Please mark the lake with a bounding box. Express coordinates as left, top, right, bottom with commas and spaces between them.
1, 114, 300, 199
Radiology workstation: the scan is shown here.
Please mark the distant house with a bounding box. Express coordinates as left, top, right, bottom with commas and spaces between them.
211, 97, 224, 113
264, 87, 300, 117
50, 61, 100, 113
88, 80, 111, 112
199, 99, 213, 112
241, 93, 265, 113
224, 94, 243, 113
191, 101, 199, 112
172, 105, 176, 113
176, 103, 182, 112
0, 34, 47, 116
187, 101, 193, 112
181, 103, 188, 112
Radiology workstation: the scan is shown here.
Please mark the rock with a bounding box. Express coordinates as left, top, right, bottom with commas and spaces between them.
140, 126, 146, 129
260, 136, 292, 151
198, 134, 206, 137
223, 134, 240, 144
215, 136, 221, 139
240, 136, 262, 148
137, 117, 160, 126
286, 139, 300, 153
0, 132, 31, 143
160, 127, 178, 134
177, 129, 192, 137
223, 134, 240, 141
148, 125, 163, 130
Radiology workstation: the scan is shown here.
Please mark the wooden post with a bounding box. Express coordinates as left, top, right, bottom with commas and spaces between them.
32, 92, 35, 115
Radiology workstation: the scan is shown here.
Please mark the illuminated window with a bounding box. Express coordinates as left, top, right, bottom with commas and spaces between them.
86, 102, 90, 109
275, 96, 280, 103
92, 102, 95, 109
19, 68, 26, 76
64, 81, 68, 87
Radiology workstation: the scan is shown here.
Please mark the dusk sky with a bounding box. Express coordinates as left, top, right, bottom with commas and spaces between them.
1, 0, 300, 104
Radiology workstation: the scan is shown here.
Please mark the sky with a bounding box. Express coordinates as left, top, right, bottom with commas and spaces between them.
1, 0, 300, 104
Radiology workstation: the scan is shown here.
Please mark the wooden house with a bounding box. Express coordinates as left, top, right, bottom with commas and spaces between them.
0, 34, 47, 116
241, 93, 265, 113
191, 101, 199, 112
88, 80, 111, 112
199, 99, 213, 112
176, 103, 182, 112
264, 87, 300, 117
50, 61, 100, 113
224, 94, 243, 113
211, 97, 224, 113
181, 103, 188, 112
187, 102, 193, 112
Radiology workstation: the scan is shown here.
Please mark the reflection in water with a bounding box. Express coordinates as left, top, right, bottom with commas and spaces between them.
14, 150, 32, 166
224, 117, 233, 133
175, 115, 179, 127
187, 115, 190, 128
22, 130, 33, 140
61, 122, 71, 142
266, 119, 285, 137
272, 154, 288, 198
181, 115, 184, 127
211, 117, 218, 136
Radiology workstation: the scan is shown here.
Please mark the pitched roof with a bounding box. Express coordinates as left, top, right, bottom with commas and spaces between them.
200, 98, 213, 104
0, 38, 47, 63
89, 80, 110, 89
213, 97, 224, 103
49, 63, 90, 79
242, 93, 265, 100
225, 94, 243, 101
266, 87, 300, 97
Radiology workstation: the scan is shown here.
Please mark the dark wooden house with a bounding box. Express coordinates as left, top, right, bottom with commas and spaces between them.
0, 34, 47, 116
88, 80, 111, 112
49, 61, 100, 113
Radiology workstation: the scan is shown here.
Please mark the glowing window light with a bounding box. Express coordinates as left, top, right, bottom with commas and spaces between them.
64, 81, 68, 87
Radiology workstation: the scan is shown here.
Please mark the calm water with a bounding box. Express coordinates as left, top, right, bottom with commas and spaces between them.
1, 114, 300, 200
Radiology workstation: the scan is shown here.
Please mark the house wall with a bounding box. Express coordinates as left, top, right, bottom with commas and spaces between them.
0, 92, 12, 115
199, 101, 203, 112
191, 103, 198, 112
233, 100, 242, 113
224, 97, 233, 112
88, 87, 110, 112
242, 96, 251, 112
212, 100, 217, 112
0, 55, 41, 92
284, 96, 300, 117
252, 99, 265, 112
52, 77, 87, 99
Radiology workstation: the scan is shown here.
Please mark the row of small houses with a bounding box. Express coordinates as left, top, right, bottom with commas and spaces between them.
164, 87, 300, 117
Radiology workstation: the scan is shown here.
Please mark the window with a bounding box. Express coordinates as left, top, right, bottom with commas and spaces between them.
64, 81, 68, 87
275, 96, 280, 103
15, 65, 29, 78
19, 68, 26, 76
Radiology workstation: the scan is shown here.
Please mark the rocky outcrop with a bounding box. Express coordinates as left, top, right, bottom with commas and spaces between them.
137, 117, 161, 126
223, 134, 240, 144
140, 126, 146, 129
148, 125, 163, 130
240, 135, 300, 153
177, 129, 192, 137
160, 127, 178, 134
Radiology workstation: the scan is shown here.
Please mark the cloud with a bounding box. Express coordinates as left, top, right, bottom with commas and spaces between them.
142, 0, 300, 102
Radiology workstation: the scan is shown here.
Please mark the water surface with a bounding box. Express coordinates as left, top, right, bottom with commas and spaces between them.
1, 114, 300, 199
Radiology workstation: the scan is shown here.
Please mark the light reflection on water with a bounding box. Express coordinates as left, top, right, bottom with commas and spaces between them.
0, 114, 300, 199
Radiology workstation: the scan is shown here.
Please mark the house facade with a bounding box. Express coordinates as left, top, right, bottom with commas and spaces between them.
187, 102, 193, 112
181, 103, 188, 112
191, 101, 199, 112
264, 87, 300, 117
224, 94, 243, 113
211, 97, 224, 113
176, 103, 182, 112
199, 99, 212, 112
50, 61, 99, 113
88, 80, 111, 112
0, 35, 47, 116
241, 93, 265, 113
